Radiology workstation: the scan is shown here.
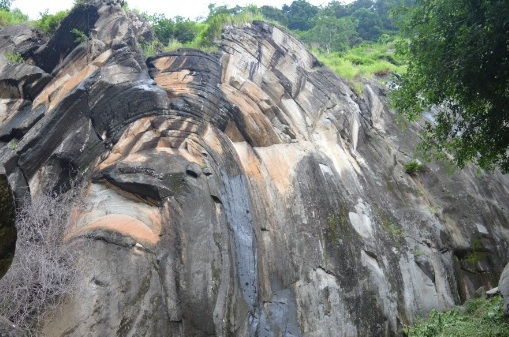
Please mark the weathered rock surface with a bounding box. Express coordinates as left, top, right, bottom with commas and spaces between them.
0, 316, 23, 337
498, 263, 509, 315
1, 1, 509, 336
0, 24, 46, 59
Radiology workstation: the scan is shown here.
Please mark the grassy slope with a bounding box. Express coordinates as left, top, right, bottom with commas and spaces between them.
313, 38, 406, 82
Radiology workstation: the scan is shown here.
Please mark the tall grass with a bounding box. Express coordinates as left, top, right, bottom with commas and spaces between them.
314, 38, 407, 81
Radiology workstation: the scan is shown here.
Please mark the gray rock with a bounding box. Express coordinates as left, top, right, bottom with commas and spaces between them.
486, 286, 499, 298
0, 24, 46, 58
498, 263, 509, 315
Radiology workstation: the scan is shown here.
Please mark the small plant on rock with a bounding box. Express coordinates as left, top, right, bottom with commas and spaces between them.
404, 160, 425, 176
71, 28, 88, 43
4, 51, 23, 63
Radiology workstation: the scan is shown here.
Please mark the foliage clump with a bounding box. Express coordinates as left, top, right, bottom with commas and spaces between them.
0, 8, 27, 27
404, 160, 425, 176
404, 295, 509, 337
139, 4, 266, 56
33, 10, 69, 34
71, 28, 88, 43
392, 0, 509, 172
0, 0, 27, 28
4, 51, 23, 63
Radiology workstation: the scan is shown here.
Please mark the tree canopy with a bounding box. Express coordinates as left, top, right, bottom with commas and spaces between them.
145, 14, 200, 46
302, 9, 357, 52
393, 0, 509, 172
138, 0, 409, 54
0, 0, 12, 11
282, 0, 319, 30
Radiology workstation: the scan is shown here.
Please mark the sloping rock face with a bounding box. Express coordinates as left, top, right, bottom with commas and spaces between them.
1, 2, 509, 336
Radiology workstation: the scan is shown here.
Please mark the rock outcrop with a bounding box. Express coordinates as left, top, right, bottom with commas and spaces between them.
1, 1, 509, 336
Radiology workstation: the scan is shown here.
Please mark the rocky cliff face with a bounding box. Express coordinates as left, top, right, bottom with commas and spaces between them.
1, 1, 508, 336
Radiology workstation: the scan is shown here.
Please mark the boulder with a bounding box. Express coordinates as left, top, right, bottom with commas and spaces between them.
0, 24, 46, 58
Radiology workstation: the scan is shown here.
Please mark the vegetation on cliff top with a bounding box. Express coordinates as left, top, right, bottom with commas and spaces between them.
1, 0, 506, 171
136, 0, 509, 173
135, 0, 409, 88
0, 0, 408, 80
141, 1, 408, 55
139, 4, 268, 53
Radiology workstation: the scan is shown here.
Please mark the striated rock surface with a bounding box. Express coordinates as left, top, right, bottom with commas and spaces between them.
0, 316, 24, 337
1, 1, 509, 336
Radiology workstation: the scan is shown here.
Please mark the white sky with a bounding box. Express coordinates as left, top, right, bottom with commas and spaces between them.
11, 0, 348, 21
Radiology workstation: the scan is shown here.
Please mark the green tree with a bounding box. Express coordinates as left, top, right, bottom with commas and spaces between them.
34, 10, 69, 34
352, 8, 383, 41
393, 0, 509, 172
375, 0, 413, 31
146, 14, 174, 46
325, 1, 350, 18
0, 8, 28, 27
282, 0, 319, 31
305, 12, 358, 52
144, 14, 199, 46
0, 0, 12, 11
346, 0, 375, 14
173, 16, 199, 44
260, 5, 288, 26
206, 4, 231, 18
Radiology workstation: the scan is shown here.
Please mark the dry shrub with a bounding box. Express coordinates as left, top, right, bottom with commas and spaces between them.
0, 181, 87, 334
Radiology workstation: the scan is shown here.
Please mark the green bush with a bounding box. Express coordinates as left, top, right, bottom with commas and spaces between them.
140, 5, 267, 54
34, 10, 69, 34
144, 14, 200, 46
404, 295, 509, 337
0, 8, 28, 27
71, 28, 87, 43
404, 160, 425, 176
4, 51, 23, 63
